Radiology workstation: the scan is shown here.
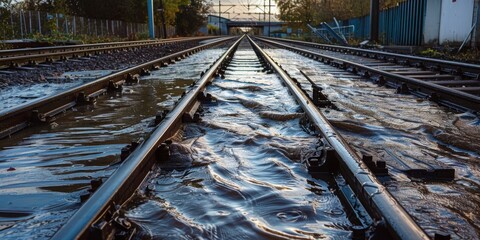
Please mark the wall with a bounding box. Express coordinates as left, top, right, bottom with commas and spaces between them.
423, 0, 441, 44
207, 15, 228, 35
341, 0, 426, 46
333, 0, 477, 46
439, 0, 474, 44
472, 0, 480, 46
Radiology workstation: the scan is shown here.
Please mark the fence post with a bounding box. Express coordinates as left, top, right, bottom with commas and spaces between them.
370, 0, 379, 42
73, 16, 76, 35
10, 12, 14, 38
28, 11, 32, 35
55, 13, 59, 32
20, 10, 24, 38
65, 15, 68, 34
37, 11, 41, 34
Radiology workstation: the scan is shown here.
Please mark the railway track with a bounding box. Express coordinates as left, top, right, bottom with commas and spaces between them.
42, 35, 432, 239
1, 35, 476, 239
0, 36, 217, 69
0, 37, 234, 139
256, 37, 480, 113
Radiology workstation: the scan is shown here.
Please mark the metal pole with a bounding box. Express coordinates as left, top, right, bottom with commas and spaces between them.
37, 11, 41, 34
20, 10, 24, 38
29, 11, 32, 34
73, 16, 76, 35
370, 0, 379, 42
219, 0, 221, 35
268, 0, 271, 36
147, 0, 155, 39
264, 0, 266, 21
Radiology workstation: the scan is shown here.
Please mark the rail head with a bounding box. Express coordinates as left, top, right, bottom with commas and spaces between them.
0, 36, 219, 67
0, 36, 216, 57
51, 35, 244, 240
248, 35, 429, 240
261, 36, 480, 75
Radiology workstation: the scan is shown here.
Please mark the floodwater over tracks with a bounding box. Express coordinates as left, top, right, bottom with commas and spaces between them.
124, 40, 353, 239
0, 48, 226, 239
266, 48, 480, 239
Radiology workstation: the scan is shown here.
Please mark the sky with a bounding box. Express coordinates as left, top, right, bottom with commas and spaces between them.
206, 0, 279, 21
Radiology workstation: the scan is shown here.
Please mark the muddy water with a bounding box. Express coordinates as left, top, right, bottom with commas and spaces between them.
266, 48, 480, 239
125, 40, 353, 239
0, 48, 226, 239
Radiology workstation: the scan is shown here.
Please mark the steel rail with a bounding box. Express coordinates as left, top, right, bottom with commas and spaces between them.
260, 36, 480, 75
51, 35, 244, 240
0, 36, 217, 67
0, 39, 157, 58
0, 36, 215, 57
255, 37, 480, 112
248, 36, 429, 239
0, 37, 235, 139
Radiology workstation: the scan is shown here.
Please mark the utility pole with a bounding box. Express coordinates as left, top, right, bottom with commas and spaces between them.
370, 0, 379, 42
159, 0, 167, 38
219, 0, 221, 35
147, 0, 155, 39
264, 0, 266, 22
268, 0, 271, 36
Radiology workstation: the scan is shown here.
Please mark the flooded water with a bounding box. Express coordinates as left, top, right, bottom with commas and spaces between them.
0, 69, 112, 111
125, 40, 353, 239
266, 48, 480, 239
0, 48, 226, 239
2, 38, 478, 239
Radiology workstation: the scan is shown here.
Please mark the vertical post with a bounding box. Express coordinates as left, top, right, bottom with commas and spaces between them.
159, 0, 167, 38
56, 13, 59, 31
268, 0, 271, 36
37, 11, 41, 34
73, 16, 76, 35
147, 0, 155, 39
370, 0, 379, 42
29, 11, 32, 34
20, 10, 24, 38
65, 16, 68, 34
219, 0, 221, 35
10, 13, 14, 37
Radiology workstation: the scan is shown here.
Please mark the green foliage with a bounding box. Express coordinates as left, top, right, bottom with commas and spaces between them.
419, 48, 443, 58
1, 0, 210, 42
277, 0, 408, 31
0, 0, 13, 42
175, 0, 208, 36
417, 47, 480, 64
207, 24, 218, 35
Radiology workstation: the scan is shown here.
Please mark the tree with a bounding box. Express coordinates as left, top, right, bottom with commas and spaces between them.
0, 0, 13, 42
277, 0, 405, 29
175, 0, 208, 36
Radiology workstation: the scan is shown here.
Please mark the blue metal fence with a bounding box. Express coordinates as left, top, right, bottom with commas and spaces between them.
340, 0, 426, 45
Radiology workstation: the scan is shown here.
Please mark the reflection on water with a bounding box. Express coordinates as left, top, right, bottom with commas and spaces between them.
0, 49, 226, 239
0, 70, 114, 111
126, 41, 352, 239
267, 49, 480, 239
